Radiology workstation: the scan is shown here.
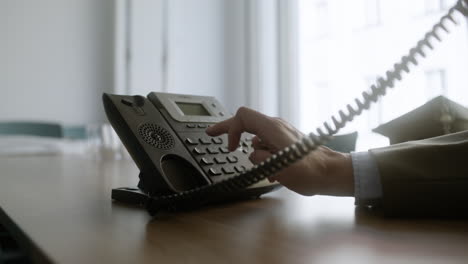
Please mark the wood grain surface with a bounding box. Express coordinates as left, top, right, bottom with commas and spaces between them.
1, 155, 467, 264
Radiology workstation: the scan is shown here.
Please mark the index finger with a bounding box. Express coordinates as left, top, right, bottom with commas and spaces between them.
206, 107, 270, 151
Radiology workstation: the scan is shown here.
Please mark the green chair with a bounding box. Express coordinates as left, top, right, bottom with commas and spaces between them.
0, 121, 63, 138
324, 132, 358, 153
62, 125, 87, 140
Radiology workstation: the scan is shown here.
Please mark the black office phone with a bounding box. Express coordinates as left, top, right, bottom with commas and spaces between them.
104, 0, 467, 215
103, 92, 281, 210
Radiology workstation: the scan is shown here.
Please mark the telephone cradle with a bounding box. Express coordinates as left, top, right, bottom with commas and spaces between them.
104, 0, 468, 215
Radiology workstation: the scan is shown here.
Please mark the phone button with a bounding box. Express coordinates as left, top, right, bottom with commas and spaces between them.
197, 124, 207, 128
211, 137, 223, 144
234, 166, 246, 173
219, 147, 230, 153
207, 147, 219, 154
199, 138, 212, 145
208, 168, 222, 176
185, 138, 198, 145
222, 167, 235, 175
200, 157, 214, 165
193, 147, 206, 155
214, 157, 227, 164
186, 124, 196, 128
227, 156, 238, 163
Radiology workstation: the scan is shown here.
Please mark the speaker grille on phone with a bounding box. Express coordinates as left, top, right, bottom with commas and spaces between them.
138, 123, 175, 150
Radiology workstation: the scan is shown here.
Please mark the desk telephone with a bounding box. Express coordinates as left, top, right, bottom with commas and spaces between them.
104, 0, 468, 215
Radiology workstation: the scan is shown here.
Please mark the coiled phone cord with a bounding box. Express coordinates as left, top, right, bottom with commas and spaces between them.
145, 0, 468, 215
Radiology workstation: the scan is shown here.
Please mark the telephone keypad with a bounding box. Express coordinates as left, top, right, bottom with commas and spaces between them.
181, 129, 253, 181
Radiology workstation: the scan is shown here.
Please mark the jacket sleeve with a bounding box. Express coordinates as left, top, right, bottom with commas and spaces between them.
369, 131, 468, 216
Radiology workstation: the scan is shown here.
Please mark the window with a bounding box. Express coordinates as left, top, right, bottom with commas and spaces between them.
424, 0, 443, 14
301, 0, 330, 38
424, 0, 456, 14
364, 0, 381, 26
364, 76, 383, 128
425, 69, 447, 99
297, 0, 468, 149
441, 0, 458, 9
353, 0, 382, 29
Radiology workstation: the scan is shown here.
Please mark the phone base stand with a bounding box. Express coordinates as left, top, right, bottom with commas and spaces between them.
111, 172, 282, 210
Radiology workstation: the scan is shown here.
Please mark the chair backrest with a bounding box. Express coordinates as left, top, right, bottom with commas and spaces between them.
62, 125, 87, 140
0, 122, 63, 138
324, 132, 358, 153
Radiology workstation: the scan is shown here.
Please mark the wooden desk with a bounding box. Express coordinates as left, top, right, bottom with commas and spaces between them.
1, 155, 468, 264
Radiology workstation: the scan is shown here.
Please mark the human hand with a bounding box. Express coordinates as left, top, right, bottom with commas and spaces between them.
205, 107, 354, 197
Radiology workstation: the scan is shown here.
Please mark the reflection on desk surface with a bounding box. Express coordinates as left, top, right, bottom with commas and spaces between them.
0, 155, 467, 264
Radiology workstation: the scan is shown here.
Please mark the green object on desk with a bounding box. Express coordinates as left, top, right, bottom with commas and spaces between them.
62, 125, 87, 140
0, 122, 63, 138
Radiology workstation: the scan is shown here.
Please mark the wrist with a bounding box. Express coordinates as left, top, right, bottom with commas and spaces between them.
320, 147, 354, 196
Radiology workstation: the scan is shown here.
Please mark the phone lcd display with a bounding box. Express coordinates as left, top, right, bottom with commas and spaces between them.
176, 102, 211, 116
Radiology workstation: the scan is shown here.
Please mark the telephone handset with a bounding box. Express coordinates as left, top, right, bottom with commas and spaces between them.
104, 0, 468, 215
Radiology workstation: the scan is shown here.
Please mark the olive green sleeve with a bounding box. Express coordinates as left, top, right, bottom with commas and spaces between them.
369, 131, 468, 216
